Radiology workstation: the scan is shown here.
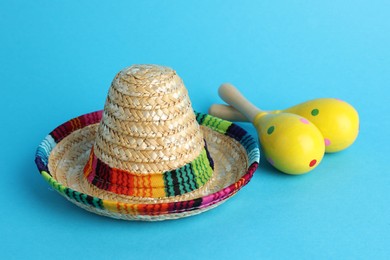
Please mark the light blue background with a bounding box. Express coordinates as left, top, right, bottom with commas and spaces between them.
1, 1, 389, 259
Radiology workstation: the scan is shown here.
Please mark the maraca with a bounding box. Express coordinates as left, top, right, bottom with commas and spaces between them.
210, 98, 359, 153
215, 83, 325, 175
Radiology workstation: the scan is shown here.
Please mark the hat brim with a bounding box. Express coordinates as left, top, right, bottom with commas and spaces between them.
35, 111, 260, 221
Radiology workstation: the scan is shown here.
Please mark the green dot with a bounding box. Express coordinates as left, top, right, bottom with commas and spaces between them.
311, 109, 319, 116
267, 126, 275, 135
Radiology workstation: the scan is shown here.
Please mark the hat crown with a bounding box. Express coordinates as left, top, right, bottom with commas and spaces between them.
83, 65, 214, 198
94, 64, 204, 174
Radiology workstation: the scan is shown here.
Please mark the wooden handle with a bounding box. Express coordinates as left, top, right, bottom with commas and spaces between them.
209, 104, 249, 122
218, 83, 261, 122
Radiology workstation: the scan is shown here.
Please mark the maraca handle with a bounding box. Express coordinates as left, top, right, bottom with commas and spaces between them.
218, 83, 262, 122
209, 104, 249, 122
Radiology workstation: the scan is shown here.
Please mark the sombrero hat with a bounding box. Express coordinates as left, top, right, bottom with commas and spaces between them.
35, 65, 260, 221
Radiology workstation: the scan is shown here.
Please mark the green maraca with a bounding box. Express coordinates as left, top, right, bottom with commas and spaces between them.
210, 97, 359, 153
215, 83, 325, 175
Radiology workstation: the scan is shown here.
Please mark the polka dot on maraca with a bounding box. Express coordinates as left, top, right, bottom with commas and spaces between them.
309, 159, 317, 167
267, 158, 275, 166
300, 118, 309, 124
311, 109, 319, 116
324, 138, 331, 146
267, 126, 275, 135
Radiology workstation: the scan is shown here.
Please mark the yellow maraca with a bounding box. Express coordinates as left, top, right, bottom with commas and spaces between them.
215, 83, 325, 175
210, 98, 359, 153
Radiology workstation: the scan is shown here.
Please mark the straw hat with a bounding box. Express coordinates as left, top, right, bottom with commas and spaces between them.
35, 64, 259, 221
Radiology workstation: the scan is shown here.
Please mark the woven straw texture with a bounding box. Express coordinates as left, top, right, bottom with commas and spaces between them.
35, 65, 260, 221
96, 65, 204, 174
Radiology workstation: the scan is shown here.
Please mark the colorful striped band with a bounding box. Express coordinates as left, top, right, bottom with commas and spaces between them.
83, 142, 214, 198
